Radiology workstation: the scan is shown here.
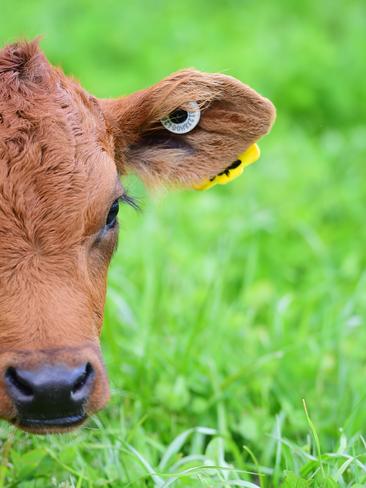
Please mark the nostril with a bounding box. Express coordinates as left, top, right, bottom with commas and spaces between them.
71, 362, 94, 399
5, 367, 34, 399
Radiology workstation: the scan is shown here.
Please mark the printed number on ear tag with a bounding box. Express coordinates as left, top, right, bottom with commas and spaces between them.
161, 101, 200, 134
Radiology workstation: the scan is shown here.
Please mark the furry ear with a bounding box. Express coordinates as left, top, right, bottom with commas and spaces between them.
100, 69, 275, 187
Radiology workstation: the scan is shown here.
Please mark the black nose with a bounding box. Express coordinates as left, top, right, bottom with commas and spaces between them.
5, 363, 94, 427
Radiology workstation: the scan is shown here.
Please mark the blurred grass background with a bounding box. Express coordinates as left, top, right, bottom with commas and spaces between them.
0, 0, 366, 486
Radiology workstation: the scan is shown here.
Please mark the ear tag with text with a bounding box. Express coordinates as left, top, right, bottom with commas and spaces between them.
161, 102, 201, 134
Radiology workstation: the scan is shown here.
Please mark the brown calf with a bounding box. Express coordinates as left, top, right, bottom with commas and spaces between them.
0, 40, 275, 434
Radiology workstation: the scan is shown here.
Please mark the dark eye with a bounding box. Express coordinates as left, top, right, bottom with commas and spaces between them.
105, 199, 120, 229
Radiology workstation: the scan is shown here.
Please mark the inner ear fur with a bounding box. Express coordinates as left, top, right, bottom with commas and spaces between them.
100, 69, 276, 187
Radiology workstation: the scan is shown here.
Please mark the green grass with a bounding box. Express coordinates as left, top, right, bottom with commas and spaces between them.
1, 0, 366, 486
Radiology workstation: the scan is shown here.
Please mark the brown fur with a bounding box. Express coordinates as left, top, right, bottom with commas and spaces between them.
0, 39, 275, 433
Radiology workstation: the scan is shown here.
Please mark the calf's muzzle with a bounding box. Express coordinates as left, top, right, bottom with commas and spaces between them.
5, 362, 94, 428
0, 345, 110, 433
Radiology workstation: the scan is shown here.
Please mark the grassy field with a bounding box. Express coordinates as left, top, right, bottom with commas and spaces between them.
1, 0, 366, 486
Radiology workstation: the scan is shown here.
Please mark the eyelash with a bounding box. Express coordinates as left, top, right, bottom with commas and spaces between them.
107, 196, 136, 229
101, 192, 140, 239
106, 193, 139, 229
120, 192, 140, 211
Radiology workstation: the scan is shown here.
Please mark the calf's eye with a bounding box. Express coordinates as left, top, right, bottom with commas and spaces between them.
161, 101, 200, 134
105, 199, 120, 229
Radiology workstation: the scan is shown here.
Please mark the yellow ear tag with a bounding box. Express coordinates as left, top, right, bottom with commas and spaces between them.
193, 143, 260, 191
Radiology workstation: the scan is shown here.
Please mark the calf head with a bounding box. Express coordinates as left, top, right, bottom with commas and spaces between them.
0, 40, 275, 433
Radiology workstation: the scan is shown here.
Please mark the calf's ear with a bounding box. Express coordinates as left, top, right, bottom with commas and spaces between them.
100, 69, 275, 188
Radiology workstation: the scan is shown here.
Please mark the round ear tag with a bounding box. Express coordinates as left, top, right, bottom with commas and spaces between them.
161, 101, 200, 134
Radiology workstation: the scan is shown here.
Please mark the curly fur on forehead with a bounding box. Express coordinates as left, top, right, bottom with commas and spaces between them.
0, 40, 62, 107
0, 41, 115, 263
